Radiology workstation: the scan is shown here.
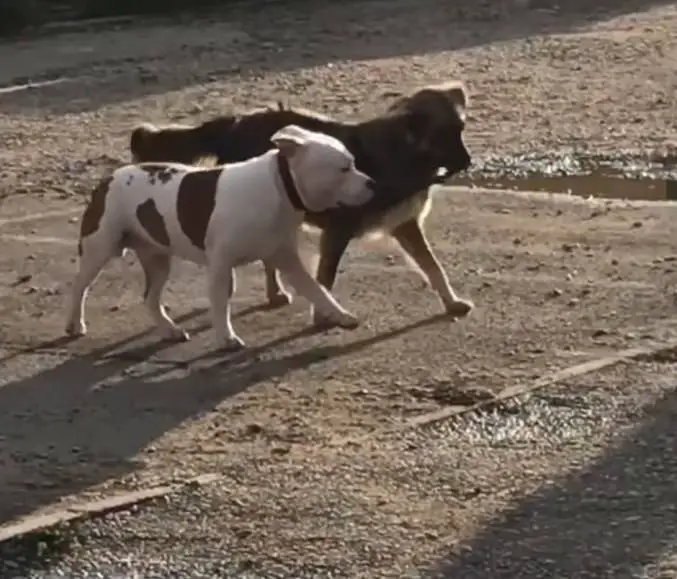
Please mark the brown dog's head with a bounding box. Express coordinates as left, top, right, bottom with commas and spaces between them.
388, 81, 471, 176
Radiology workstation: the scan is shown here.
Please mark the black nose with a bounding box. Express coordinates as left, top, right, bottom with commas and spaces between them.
454, 149, 471, 172
366, 178, 376, 190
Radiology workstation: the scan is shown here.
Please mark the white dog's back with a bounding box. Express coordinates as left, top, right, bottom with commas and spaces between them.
99, 153, 284, 265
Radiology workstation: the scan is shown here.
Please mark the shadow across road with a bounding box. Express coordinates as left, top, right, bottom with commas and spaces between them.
0, 303, 449, 530
424, 369, 677, 578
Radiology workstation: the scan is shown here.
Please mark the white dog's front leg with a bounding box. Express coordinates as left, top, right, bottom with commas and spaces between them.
274, 247, 359, 330
207, 259, 244, 351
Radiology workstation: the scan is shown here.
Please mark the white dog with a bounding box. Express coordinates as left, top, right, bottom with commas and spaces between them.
65, 124, 375, 350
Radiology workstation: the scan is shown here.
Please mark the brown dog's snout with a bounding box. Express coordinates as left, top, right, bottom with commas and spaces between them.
447, 143, 471, 174
459, 147, 471, 170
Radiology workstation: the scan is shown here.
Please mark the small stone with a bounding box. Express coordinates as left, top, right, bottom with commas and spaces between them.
528, 346, 546, 354
592, 329, 610, 338
244, 423, 264, 436
271, 446, 290, 456
548, 288, 563, 298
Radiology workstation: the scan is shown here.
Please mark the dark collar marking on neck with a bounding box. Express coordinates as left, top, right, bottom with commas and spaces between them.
276, 152, 306, 211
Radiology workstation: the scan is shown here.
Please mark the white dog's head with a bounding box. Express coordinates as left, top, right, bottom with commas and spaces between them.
271, 124, 374, 212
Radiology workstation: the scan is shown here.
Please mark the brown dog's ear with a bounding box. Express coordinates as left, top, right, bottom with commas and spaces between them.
436, 80, 468, 109
393, 81, 468, 118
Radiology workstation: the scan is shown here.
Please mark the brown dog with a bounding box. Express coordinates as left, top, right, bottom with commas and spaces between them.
130, 81, 473, 325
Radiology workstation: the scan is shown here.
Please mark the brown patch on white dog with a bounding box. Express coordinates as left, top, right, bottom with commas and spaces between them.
176, 168, 222, 250
139, 164, 181, 185
136, 199, 170, 247
78, 175, 114, 256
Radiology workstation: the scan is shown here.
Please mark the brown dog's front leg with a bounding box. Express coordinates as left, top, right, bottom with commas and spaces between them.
263, 259, 292, 308
316, 228, 354, 290
312, 228, 354, 326
391, 218, 473, 319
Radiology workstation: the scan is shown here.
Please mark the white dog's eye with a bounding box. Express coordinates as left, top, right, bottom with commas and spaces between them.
340, 165, 351, 173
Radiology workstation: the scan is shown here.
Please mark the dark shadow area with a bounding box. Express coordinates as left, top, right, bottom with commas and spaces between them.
425, 381, 677, 578
0, 0, 673, 115
0, 302, 448, 539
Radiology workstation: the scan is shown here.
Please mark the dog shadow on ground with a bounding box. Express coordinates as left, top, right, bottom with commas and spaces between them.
423, 378, 677, 578
0, 303, 448, 527
0, 0, 672, 115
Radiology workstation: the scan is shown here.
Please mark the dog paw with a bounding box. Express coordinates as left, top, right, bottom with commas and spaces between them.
445, 298, 474, 319
266, 291, 293, 309
313, 311, 360, 330
65, 321, 86, 337
159, 326, 191, 342
218, 335, 246, 352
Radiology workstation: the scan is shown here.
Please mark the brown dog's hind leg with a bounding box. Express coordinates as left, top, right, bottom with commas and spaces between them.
391, 218, 473, 319
263, 260, 292, 308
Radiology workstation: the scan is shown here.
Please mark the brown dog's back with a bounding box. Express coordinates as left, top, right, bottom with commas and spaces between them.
129, 106, 350, 167
129, 117, 239, 165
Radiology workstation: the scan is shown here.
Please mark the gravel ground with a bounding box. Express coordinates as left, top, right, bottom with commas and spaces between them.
3, 358, 677, 578
1, 0, 677, 577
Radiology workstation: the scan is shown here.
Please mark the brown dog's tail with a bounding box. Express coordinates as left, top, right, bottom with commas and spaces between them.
129, 116, 239, 165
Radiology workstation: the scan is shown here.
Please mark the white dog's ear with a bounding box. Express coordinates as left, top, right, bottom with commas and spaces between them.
271, 124, 311, 157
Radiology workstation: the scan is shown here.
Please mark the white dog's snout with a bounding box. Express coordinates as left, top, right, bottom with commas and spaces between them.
341, 176, 374, 207
358, 182, 374, 203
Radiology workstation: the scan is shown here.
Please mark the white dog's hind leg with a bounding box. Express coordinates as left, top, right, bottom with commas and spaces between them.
65, 230, 122, 337
274, 247, 359, 330
135, 245, 189, 342
207, 259, 244, 351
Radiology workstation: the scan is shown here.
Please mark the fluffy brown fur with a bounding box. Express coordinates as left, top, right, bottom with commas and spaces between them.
129, 84, 475, 322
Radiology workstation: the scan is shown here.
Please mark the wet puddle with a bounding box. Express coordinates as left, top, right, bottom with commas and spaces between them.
451, 152, 677, 202
454, 170, 677, 201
